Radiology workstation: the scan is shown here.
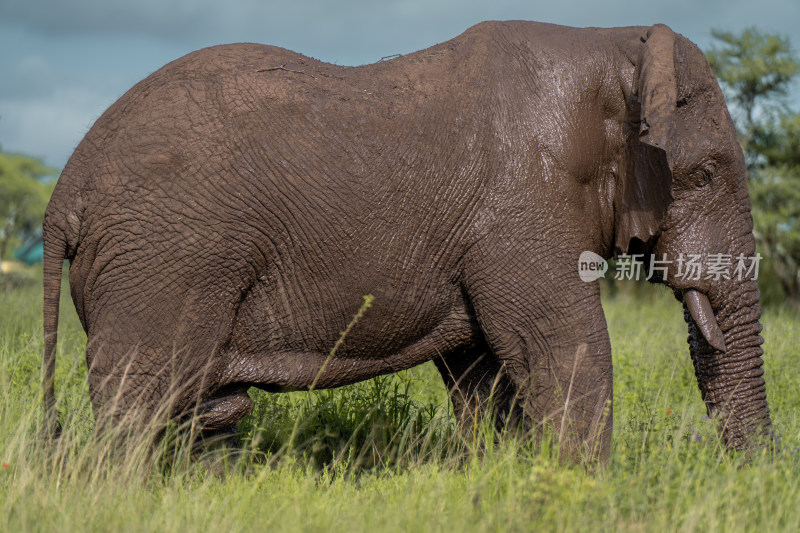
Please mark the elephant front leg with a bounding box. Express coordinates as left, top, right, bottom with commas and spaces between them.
463, 250, 613, 460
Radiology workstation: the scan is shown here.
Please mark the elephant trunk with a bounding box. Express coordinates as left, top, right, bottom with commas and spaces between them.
683, 279, 772, 448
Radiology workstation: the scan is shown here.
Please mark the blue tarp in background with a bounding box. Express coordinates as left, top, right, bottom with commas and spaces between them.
13, 229, 44, 265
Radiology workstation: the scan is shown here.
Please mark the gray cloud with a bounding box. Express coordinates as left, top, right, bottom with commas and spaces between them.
2, 0, 224, 40
3, 0, 800, 63
0, 55, 58, 100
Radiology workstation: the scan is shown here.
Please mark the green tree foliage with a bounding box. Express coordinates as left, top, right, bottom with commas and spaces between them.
752, 112, 800, 167
707, 28, 800, 307
0, 151, 57, 271
707, 28, 799, 159
749, 167, 800, 302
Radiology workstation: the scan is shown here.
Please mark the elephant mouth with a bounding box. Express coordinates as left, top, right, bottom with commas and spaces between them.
683, 289, 726, 352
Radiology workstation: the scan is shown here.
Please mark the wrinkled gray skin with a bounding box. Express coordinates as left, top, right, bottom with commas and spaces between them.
43, 21, 771, 459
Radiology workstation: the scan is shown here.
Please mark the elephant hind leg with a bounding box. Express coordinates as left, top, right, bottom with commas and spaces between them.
434, 342, 519, 436
84, 271, 257, 437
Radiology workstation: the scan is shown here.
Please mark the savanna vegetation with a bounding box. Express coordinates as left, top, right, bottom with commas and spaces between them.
1, 27, 799, 533
2, 270, 799, 532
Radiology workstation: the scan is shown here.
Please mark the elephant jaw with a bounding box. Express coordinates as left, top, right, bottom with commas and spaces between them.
683, 289, 726, 352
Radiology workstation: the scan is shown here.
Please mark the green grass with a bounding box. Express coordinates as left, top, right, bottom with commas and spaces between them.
2, 270, 799, 532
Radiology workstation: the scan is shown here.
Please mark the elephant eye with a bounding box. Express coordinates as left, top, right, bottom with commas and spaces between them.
692, 167, 713, 188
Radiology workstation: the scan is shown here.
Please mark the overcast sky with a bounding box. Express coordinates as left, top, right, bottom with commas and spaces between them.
2, 0, 799, 169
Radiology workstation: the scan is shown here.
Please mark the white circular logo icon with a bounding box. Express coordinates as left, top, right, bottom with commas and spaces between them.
578, 251, 608, 282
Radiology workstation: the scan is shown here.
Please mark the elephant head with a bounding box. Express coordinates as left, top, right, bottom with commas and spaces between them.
614, 24, 771, 447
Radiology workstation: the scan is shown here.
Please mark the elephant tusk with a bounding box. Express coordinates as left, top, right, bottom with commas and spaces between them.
684, 289, 726, 352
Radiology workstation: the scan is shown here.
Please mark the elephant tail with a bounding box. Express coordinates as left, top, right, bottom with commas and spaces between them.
42, 219, 67, 439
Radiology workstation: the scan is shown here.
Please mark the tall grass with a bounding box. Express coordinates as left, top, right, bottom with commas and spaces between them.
1, 270, 799, 532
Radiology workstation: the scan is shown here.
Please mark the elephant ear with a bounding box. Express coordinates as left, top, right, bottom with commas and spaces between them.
614, 24, 677, 256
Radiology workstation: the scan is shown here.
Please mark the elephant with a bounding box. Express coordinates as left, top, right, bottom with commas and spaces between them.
42, 20, 772, 459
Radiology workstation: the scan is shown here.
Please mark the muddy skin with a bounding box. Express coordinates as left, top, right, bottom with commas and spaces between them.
43, 21, 771, 459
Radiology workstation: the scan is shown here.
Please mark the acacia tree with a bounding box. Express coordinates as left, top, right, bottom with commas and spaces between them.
707, 28, 800, 307
0, 151, 57, 273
